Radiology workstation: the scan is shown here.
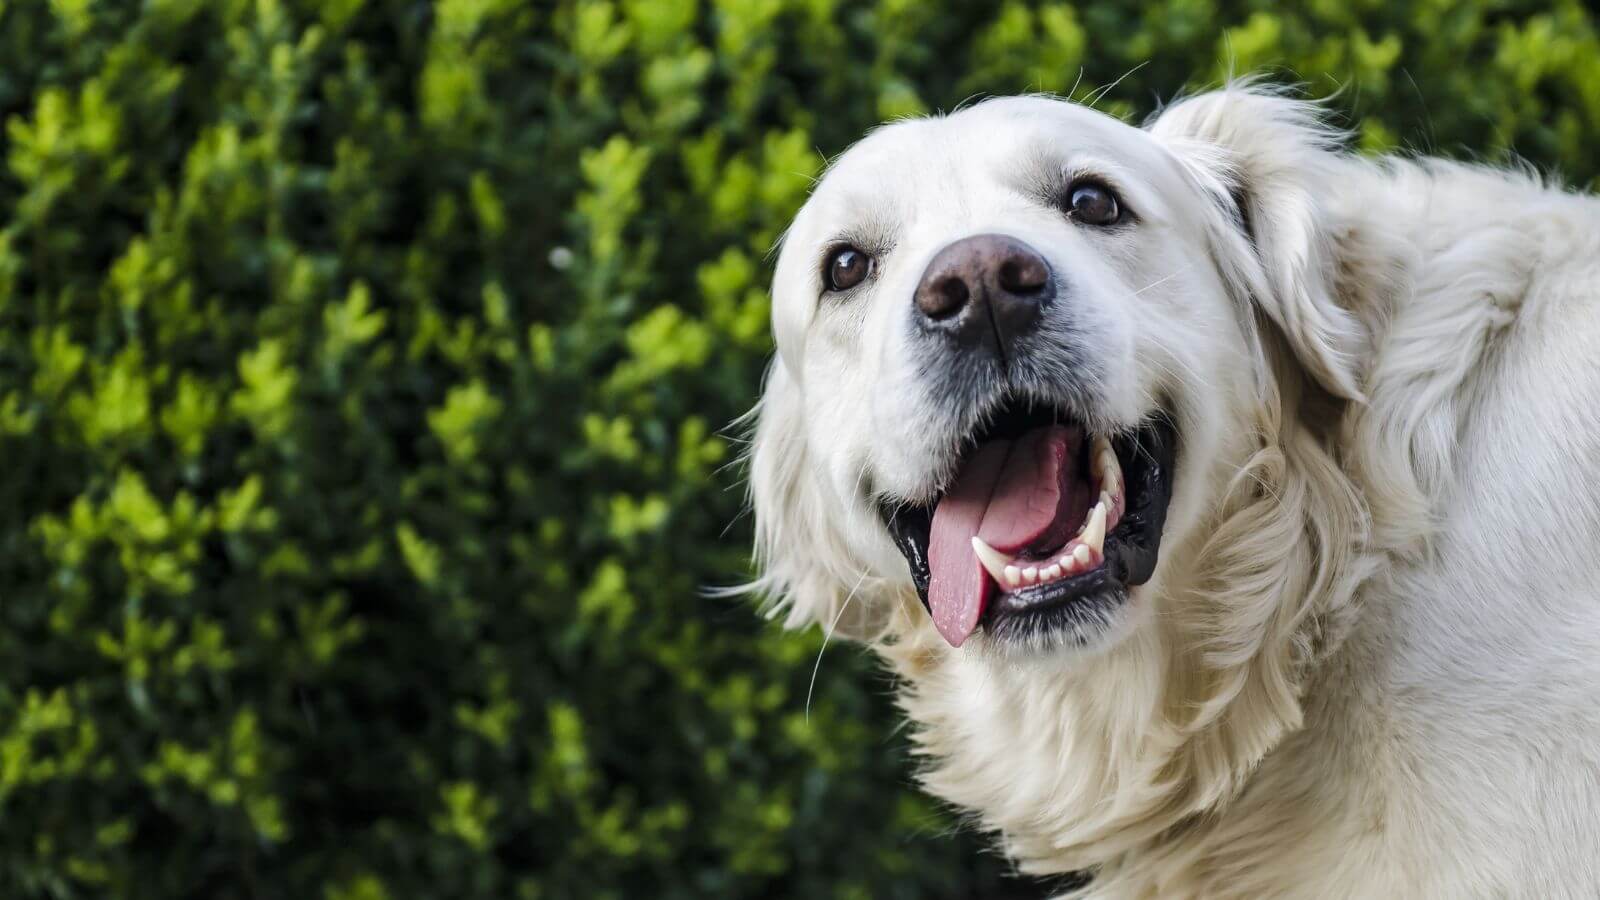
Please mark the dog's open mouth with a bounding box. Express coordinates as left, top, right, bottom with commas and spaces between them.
882, 400, 1177, 647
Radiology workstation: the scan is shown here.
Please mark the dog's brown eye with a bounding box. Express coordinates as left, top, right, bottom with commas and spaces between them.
1068, 182, 1121, 226
824, 246, 872, 291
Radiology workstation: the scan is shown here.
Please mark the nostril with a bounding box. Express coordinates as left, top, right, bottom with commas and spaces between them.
998, 255, 1049, 293
918, 275, 970, 320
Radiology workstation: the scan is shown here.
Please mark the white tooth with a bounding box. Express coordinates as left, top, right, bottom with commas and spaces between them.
971, 536, 1016, 584
1080, 500, 1108, 555
1100, 491, 1113, 510
1073, 544, 1093, 565
1044, 564, 1062, 580
1023, 567, 1039, 584
1101, 446, 1123, 484
1004, 565, 1022, 587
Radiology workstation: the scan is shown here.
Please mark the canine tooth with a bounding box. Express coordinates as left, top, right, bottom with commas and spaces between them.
1023, 567, 1039, 584
1073, 544, 1092, 565
1100, 444, 1124, 488
971, 536, 1016, 584
1080, 500, 1108, 555
1004, 565, 1022, 587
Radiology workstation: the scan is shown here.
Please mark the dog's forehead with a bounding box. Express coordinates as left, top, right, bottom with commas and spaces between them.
813, 98, 1160, 206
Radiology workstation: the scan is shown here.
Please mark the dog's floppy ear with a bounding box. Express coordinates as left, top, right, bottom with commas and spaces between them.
745, 360, 887, 640
1148, 85, 1366, 401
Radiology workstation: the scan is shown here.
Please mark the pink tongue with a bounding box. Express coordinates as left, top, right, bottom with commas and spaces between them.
926, 426, 1081, 647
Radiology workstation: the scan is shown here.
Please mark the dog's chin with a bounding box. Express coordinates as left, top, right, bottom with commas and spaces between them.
880, 398, 1178, 654
978, 574, 1141, 659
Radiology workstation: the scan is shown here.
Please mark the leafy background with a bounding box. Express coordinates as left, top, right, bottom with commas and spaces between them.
2, 0, 1598, 897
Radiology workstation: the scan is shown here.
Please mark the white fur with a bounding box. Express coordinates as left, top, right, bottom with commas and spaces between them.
747, 84, 1600, 897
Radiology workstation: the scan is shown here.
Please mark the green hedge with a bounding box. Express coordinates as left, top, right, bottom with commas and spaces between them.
2, 0, 1599, 897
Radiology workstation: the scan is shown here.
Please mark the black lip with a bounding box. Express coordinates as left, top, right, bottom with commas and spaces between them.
882, 415, 1177, 643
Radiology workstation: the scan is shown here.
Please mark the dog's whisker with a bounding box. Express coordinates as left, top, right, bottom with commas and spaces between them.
805, 568, 871, 722
1086, 61, 1150, 110
1146, 354, 1212, 396
1130, 265, 1193, 297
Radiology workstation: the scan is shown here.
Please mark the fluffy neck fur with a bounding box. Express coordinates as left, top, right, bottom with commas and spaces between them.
874, 155, 1548, 897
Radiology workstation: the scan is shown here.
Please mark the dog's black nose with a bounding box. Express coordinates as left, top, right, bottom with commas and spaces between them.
914, 234, 1052, 354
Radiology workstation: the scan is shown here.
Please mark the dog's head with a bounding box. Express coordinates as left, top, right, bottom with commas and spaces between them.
747, 86, 1376, 869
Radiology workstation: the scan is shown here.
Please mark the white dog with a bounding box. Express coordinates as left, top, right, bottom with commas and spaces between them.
745, 84, 1600, 898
